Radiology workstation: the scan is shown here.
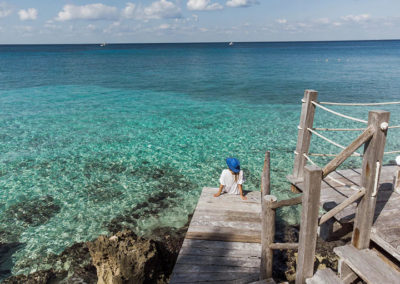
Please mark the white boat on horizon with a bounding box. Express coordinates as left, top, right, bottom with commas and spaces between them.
229, 42, 234, 46
100, 43, 107, 47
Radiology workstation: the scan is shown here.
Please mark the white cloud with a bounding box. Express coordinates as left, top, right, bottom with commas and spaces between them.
18, 8, 38, 21
315, 18, 330, 24
55, 4, 118, 21
276, 18, 287, 24
159, 23, 170, 29
0, 2, 12, 18
123, 0, 181, 20
122, 3, 136, 18
187, 0, 223, 11
226, 0, 258, 8
143, 0, 181, 19
342, 14, 370, 23
87, 24, 96, 31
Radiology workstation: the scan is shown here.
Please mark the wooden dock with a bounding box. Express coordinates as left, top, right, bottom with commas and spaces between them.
170, 187, 263, 284
171, 90, 400, 283
290, 165, 400, 261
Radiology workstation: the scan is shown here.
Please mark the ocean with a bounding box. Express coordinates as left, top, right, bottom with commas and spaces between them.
1, 41, 400, 278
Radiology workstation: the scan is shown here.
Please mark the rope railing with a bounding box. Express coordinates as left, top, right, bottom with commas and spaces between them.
312, 101, 368, 124
303, 154, 361, 191
307, 128, 362, 157
313, 127, 365, 132
384, 150, 400, 155
389, 125, 400, 129
318, 101, 400, 106
309, 152, 362, 158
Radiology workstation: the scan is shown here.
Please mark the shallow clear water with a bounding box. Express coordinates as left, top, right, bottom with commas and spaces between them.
1, 41, 400, 277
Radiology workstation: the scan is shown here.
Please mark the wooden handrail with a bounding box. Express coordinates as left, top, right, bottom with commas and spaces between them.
322, 125, 375, 178
270, 242, 299, 250
319, 187, 366, 225
271, 195, 302, 209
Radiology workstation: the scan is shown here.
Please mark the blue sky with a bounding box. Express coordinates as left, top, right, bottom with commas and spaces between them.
0, 0, 399, 44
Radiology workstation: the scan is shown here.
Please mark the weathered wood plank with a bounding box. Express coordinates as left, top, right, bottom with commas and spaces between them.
271, 195, 302, 209
186, 227, 260, 243
292, 90, 318, 179
177, 246, 261, 259
296, 165, 323, 284
181, 239, 261, 251
322, 125, 374, 178
171, 186, 262, 283
270, 242, 299, 250
334, 245, 400, 284
260, 195, 277, 279
261, 151, 271, 197
319, 188, 365, 225
171, 272, 259, 283
305, 268, 343, 284
175, 255, 261, 268
352, 110, 390, 249
172, 264, 259, 274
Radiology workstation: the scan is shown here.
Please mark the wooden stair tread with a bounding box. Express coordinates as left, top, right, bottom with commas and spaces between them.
306, 268, 343, 284
334, 245, 400, 284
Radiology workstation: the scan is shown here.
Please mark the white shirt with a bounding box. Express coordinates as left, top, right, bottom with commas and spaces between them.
219, 169, 245, 195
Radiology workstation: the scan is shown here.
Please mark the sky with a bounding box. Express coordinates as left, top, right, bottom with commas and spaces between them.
0, 0, 400, 44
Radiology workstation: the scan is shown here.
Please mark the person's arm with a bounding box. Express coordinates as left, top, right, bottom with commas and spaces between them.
214, 184, 224, 197
239, 184, 247, 200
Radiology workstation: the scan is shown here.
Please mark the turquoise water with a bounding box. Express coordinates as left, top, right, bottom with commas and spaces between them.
1, 41, 400, 277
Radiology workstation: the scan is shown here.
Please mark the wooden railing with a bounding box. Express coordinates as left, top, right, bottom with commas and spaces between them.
260, 90, 391, 284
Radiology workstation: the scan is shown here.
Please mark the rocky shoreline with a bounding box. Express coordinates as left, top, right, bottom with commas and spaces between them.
3, 217, 349, 284
3, 223, 188, 284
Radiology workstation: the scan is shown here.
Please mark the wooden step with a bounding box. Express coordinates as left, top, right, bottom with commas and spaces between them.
305, 268, 343, 284
334, 245, 400, 284
248, 279, 276, 284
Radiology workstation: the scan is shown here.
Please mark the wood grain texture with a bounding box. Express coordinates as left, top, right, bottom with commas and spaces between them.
322, 125, 374, 178
288, 165, 400, 261
296, 165, 323, 284
305, 269, 343, 284
170, 187, 262, 283
334, 245, 400, 284
352, 110, 390, 249
292, 90, 318, 178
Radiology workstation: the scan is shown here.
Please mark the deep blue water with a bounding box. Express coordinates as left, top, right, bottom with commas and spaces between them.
1, 41, 400, 278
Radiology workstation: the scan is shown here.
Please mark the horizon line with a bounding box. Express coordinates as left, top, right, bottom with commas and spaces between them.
1, 38, 400, 46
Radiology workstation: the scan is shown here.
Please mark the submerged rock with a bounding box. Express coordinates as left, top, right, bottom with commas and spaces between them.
4, 195, 61, 227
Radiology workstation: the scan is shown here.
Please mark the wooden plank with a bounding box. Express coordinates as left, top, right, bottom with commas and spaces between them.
175, 255, 261, 268
352, 110, 390, 249
271, 194, 302, 209
270, 242, 298, 250
296, 165, 323, 284
292, 90, 318, 179
322, 125, 374, 178
261, 151, 271, 196
305, 268, 343, 284
186, 226, 261, 243
181, 239, 261, 251
171, 272, 259, 283
334, 245, 400, 284
260, 195, 277, 279
189, 218, 261, 231
177, 246, 261, 259
172, 264, 259, 274
319, 188, 365, 225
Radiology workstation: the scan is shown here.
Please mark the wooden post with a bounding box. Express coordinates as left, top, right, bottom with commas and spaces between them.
295, 165, 322, 284
261, 151, 271, 197
260, 195, 277, 279
352, 110, 390, 249
291, 90, 318, 180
